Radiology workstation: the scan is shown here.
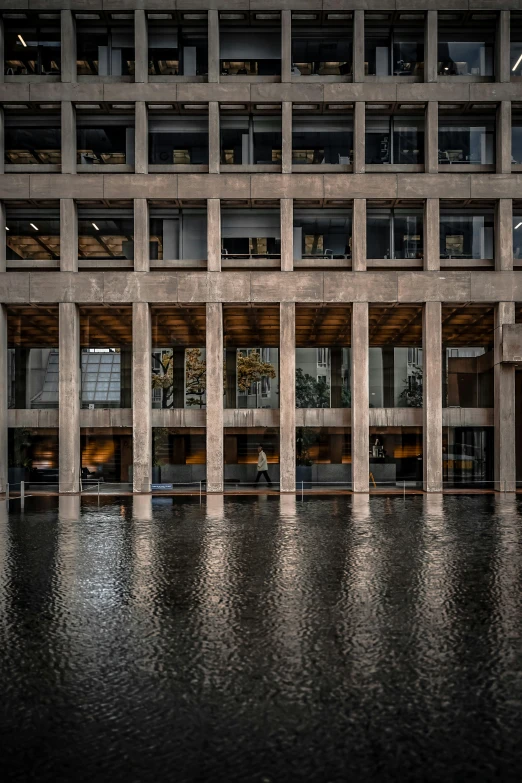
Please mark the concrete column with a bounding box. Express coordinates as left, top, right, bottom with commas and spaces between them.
133, 303, 152, 493
61, 10, 76, 83
494, 302, 516, 492
207, 198, 221, 271
59, 303, 80, 494
206, 303, 224, 492
280, 302, 295, 492
281, 9, 292, 83
60, 199, 78, 272
134, 199, 149, 272
61, 101, 76, 174
497, 101, 511, 175
496, 199, 513, 272
134, 10, 148, 84
353, 102, 365, 174
282, 101, 292, 174
0, 108, 4, 175
208, 101, 220, 174
351, 302, 369, 492
0, 305, 7, 493
352, 199, 367, 272
424, 198, 440, 271
208, 10, 220, 83
497, 10, 510, 83
353, 10, 364, 83
423, 301, 442, 492
0, 202, 5, 273
135, 101, 148, 174
424, 11, 437, 83
280, 198, 293, 272
425, 101, 438, 174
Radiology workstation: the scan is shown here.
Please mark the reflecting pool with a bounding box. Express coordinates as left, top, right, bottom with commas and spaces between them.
1, 495, 522, 781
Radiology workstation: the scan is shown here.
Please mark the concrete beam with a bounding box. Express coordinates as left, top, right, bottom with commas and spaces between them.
206, 302, 223, 492
423, 301, 442, 492
132, 302, 152, 493
59, 303, 80, 493
352, 302, 369, 493
280, 302, 295, 492
494, 301, 516, 492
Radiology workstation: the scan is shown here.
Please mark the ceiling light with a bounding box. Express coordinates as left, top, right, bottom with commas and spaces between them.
512, 53, 522, 72
17, 34, 27, 47
5, 226, 9, 231
92, 222, 99, 231
30, 223, 38, 231
515, 222, 522, 230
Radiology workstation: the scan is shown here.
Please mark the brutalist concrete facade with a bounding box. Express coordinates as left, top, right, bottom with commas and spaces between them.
0, 2, 521, 494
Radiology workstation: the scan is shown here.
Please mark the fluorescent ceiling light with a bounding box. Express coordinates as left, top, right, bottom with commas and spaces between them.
17, 34, 27, 47
5, 226, 9, 231
512, 53, 522, 72
92, 222, 99, 230
30, 223, 38, 231
515, 222, 522, 229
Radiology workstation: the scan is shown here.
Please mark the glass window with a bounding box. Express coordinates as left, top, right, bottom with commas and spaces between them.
76, 27, 135, 76
224, 428, 280, 486
220, 31, 281, 76
228, 348, 279, 410
443, 427, 494, 488
8, 348, 59, 409
366, 32, 424, 77
369, 348, 423, 408
78, 214, 134, 260
148, 28, 207, 76
293, 212, 352, 260
366, 117, 423, 164
80, 428, 133, 485
296, 427, 352, 488
8, 428, 59, 487
77, 124, 133, 165
443, 347, 493, 407
152, 428, 206, 486
152, 347, 207, 410
5, 213, 60, 260
367, 211, 423, 259
295, 348, 351, 408
512, 121, 522, 164
149, 119, 209, 165
437, 40, 493, 76
510, 41, 522, 76
438, 118, 495, 165
4, 123, 61, 165
4, 23, 60, 76
440, 213, 494, 259
514, 217, 522, 259
369, 427, 423, 488
291, 36, 352, 76
292, 118, 353, 165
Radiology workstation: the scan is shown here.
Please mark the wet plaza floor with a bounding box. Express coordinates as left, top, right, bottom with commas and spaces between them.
1, 494, 522, 782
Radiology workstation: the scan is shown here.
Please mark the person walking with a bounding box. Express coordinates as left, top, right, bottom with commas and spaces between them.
255, 445, 273, 487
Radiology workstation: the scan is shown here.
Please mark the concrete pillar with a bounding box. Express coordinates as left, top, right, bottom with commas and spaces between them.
425, 101, 438, 174
60, 199, 78, 272
207, 198, 221, 271
281, 9, 292, 83
206, 303, 224, 492
135, 101, 148, 174
0, 108, 4, 175
497, 10, 510, 84
133, 303, 152, 493
282, 101, 292, 174
280, 302, 295, 492
208, 101, 220, 174
424, 198, 440, 271
208, 10, 220, 84
353, 101, 365, 174
494, 302, 516, 492
497, 101, 511, 175
351, 302, 369, 492
424, 11, 437, 83
352, 199, 367, 272
134, 10, 148, 84
280, 198, 293, 272
496, 199, 513, 272
59, 303, 80, 493
61, 10, 76, 83
0, 305, 7, 493
423, 301, 442, 492
134, 199, 150, 272
0, 201, 5, 273
61, 101, 76, 174
353, 10, 364, 83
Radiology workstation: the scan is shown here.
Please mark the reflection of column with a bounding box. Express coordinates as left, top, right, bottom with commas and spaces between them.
494, 302, 516, 492
58, 495, 80, 521
280, 198, 294, 272
423, 301, 442, 492
331, 347, 342, 407
352, 11, 364, 83
281, 10, 292, 83
208, 10, 220, 84
425, 102, 438, 174
424, 11, 437, 83
61, 10, 76, 83
208, 101, 220, 174
134, 10, 148, 84
206, 303, 224, 492
59, 303, 80, 493
352, 303, 369, 492
225, 348, 236, 408
132, 303, 152, 493
0, 306, 7, 493
280, 302, 296, 492
282, 101, 292, 174
132, 494, 152, 521
207, 198, 221, 272
60, 199, 78, 272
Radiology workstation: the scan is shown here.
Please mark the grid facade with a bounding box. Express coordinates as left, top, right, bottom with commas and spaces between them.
0, 3, 521, 493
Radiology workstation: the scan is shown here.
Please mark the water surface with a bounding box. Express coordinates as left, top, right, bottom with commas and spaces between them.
1, 495, 522, 781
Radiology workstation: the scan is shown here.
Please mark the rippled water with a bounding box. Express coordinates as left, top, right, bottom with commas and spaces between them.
1, 494, 522, 782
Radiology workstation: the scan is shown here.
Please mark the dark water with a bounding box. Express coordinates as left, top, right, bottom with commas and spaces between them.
1, 494, 522, 782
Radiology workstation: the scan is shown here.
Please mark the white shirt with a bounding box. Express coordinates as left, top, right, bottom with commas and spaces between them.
257, 451, 268, 471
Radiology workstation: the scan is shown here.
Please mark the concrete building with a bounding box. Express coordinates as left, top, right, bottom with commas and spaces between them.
1, 3, 522, 494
